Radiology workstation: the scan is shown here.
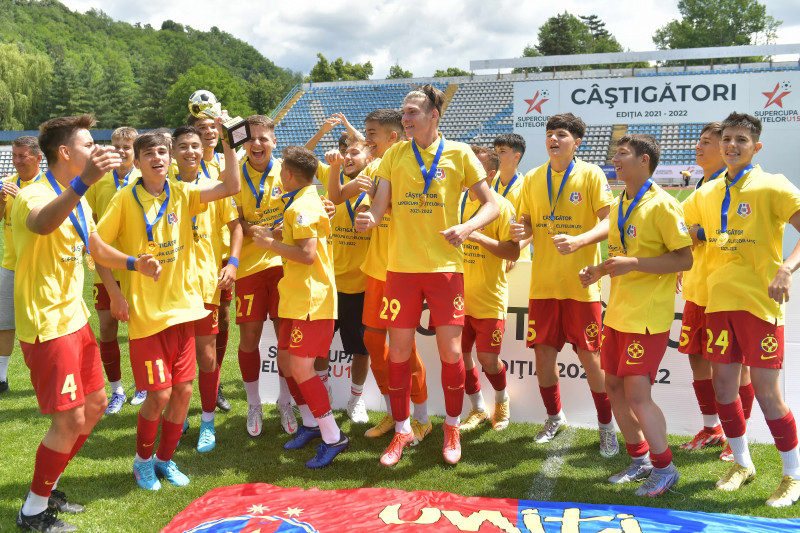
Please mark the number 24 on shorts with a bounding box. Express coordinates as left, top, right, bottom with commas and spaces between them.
380, 297, 401, 321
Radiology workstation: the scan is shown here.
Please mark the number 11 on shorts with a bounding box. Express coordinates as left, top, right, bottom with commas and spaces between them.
144, 359, 166, 385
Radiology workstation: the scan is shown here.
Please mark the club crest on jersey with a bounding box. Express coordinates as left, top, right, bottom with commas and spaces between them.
737, 202, 752, 218
603, 182, 612, 194
678, 220, 689, 233
296, 212, 309, 226
626, 224, 637, 239
434, 168, 446, 181
569, 191, 582, 205
167, 213, 178, 225
271, 186, 283, 198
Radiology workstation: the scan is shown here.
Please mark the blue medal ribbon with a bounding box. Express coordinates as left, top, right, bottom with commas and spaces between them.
547, 160, 575, 225
44, 170, 91, 257
113, 169, 132, 191
242, 158, 274, 210
340, 171, 366, 225
411, 137, 445, 196
493, 172, 519, 198
617, 178, 654, 253
132, 180, 170, 243
695, 168, 725, 190
200, 153, 220, 180
15, 172, 41, 188
271, 188, 303, 229
720, 165, 753, 235
460, 192, 478, 224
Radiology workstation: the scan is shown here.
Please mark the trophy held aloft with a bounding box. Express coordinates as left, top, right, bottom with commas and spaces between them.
188, 90, 251, 149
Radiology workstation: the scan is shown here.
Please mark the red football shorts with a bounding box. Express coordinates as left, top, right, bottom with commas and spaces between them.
278, 317, 335, 359
704, 310, 783, 369
384, 271, 465, 329
462, 316, 506, 355
219, 259, 233, 303
235, 265, 283, 324
22, 323, 104, 414
362, 275, 387, 329
129, 322, 197, 391
92, 281, 120, 311
194, 303, 220, 336
678, 300, 706, 356
527, 298, 602, 352
600, 325, 669, 384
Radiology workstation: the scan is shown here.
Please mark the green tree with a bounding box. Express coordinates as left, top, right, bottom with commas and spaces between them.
653, 0, 781, 64
0, 43, 52, 129
308, 53, 373, 82
165, 64, 253, 127
387, 63, 413, 79
434, 67, 470, 77
247, 73, 283, 115
93, 53, 138, 129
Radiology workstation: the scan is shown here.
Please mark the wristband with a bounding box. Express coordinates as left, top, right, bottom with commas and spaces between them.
126, 256, 137, 271
697, 227, 706, 242
70, 176, 90, 196
227, 257, 240, 268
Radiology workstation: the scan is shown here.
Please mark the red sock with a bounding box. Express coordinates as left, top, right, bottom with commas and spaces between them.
136, 413, 160, 460
198, 369, 219, 413
539, 384, 561, 416
30, 444, 70, 497
650, 447, 673, 469
766, 412, 799, 452
485, 365, 507, 392
440, 359, 465, 418
693, 378, 718, 416
464, 365, 481, 395
388, 360, 411, 422
285, 375, 306, 405
216, 328, 228, 367
717, 398, 747, 439
409, 341, 428, 404
363, 329, 389, 394
155, 420, 184, 462
298, 376, 332, 418
591, 391, 613, 425
68, 434, 89, 462
626, 440, 650, 459
238, 348, 260, 383
739, 383, 755, 421
99, 340, 121, 383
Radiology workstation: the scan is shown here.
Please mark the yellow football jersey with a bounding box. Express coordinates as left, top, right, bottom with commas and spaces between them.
2, 172, 41, 271
360, 158, 391, 281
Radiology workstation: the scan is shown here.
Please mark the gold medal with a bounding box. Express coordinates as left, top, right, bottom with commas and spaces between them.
148, 241, 157, 254
86, 255, 95, 271
254, 209, 263, 219
419, 194, 426, 207
193, 230, 200, 243
716, 232, 729, 247
547, 220, 556, 235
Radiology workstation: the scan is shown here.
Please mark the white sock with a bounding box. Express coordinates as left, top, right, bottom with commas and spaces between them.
201, 411, 214, 423
317, 411, 341, 444
599, 420, 615, 430
134, 454, 150, 463
110, 380, 123, 395
495, 389, 509, 403
412, 401, 429, 424
350, 383, 364, 403
316, 370, 329, 384
278, 376, 292, 405
469, 392, 487, 412
551, 409, 566, 422
780, 446, 800, 478
21, 492, 49, 517
383, 394, 392, 415
633, 451, 651, 465
243, 380, 261, 405
0, 355, 10, 380
395, 417, 411, 434
445, 415, 460, 427
703, 414, 721, 428
298, 404, 316, 428
52, 474, 60, 491
728, 435, 755, 469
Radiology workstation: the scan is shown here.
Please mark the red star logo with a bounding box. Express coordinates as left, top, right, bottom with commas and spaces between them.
524, 91, 549, 114
763, 83, 791, 109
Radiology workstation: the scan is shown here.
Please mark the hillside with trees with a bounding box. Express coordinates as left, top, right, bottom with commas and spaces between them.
0, 0, 301, 130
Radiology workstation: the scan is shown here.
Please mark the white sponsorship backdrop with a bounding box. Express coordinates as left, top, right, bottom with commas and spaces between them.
258, 261, 800, 443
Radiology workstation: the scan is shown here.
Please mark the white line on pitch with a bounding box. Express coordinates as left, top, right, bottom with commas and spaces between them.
526, 428, 576, 502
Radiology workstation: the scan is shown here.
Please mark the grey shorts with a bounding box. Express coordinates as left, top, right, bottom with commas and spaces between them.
0, 267, 14, 330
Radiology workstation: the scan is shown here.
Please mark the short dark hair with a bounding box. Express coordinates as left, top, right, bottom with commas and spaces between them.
365, 109, 403, 135
493, 133, 526, 158
546, 113, 586, 139
721, 112, 762, 142
404, 84, 445, 118
471, 145, 499, 173
282, 146, 318, 183
186, 113, 214, 127
338, 133, 349, 152
246, 115, 275, 132
617, 134, 660, 174
700, 122, 722, 138
12, 136, 42, 157
38, 114, 95, 164
111, 126, 137, 142
172, 125, 202, 145
134, 132, 171, 159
